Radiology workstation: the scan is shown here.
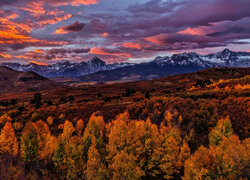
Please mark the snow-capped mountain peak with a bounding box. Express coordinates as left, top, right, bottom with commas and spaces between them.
154, 49, 250, 68
1, 57, 133, 78
87, 56, 106, 66
1, 49, 249, 78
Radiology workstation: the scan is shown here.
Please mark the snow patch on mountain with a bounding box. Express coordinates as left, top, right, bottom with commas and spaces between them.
2, 49, 250, 78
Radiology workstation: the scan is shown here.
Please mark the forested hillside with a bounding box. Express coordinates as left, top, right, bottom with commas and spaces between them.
0, 67, 249, 179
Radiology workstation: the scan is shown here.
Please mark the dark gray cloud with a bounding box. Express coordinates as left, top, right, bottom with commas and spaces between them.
57, 21, 86, 32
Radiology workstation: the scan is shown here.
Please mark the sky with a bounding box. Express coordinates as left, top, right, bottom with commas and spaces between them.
0, 0, 250, 65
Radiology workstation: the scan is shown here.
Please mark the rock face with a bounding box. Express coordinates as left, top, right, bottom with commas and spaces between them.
0, 66, 65, 94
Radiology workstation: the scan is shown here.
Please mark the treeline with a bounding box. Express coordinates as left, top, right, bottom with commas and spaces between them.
0, 111, 249, 179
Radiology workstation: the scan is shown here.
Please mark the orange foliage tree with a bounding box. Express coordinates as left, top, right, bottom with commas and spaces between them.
0, 122, 18, 156
184, 117, 249, 179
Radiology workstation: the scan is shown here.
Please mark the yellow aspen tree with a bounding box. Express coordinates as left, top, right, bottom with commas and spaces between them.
62, 120, 75, 140
110, 150, 143, 180
209, 116, 234, 146
83, 112, 106, 166
86, 137, 107, 180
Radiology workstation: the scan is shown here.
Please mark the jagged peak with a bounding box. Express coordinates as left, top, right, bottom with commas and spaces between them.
221, 48, 233, 54
87, 56, 106, 65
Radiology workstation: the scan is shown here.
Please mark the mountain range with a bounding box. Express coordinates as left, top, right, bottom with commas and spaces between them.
1, 57, 133, 78
1, 49, 250, 84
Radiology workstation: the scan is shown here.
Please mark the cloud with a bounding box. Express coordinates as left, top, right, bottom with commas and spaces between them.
90, 47, 132, 58
46, 47, 90, 54
1, 0, 250, 63
100, 32, 109, 37
0, 53, 12, 59
54, 21, 85, 34
0, 0, 99, 7
29, 61, 48, 65
51, 0, 99, 7
123, 42, 142, 49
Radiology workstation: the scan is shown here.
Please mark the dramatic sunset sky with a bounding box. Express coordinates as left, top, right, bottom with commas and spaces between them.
0, 0, 250, 64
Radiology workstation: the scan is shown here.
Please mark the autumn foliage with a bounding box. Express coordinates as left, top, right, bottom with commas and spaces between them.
0, 68, 249, 179
0, 109, 248, 179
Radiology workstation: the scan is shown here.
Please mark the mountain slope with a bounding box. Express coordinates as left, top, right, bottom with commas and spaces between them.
78, 62, 205, 84
0, 66, 65, 94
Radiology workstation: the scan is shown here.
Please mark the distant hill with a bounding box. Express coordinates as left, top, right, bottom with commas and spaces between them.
0, 66, 65, 94
77, 63, 205, 84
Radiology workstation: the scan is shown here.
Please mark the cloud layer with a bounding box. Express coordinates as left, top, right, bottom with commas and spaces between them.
0, 0, 250, 64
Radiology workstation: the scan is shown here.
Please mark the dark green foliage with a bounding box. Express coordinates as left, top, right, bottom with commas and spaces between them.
30, 93, 42, 108
0, 100, 9, 107
125, 88, 136, 97
10, 99, 17, 106
103, 96, 111, 102
97, 92, 103, 98
195, 79, 212, 88
59, 97, 68, 104
53, 140, 66, 171
69, 95, 75, 102
17, 106, 25, 112
145, 91, 150, 99
46, 100, 53, 106
192, 110, 210, 134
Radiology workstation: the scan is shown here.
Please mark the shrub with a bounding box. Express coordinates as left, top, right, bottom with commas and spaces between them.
47, 116, 53, 126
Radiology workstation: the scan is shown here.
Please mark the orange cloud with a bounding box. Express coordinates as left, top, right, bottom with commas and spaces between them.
54, 28, 68, 35
123, 42, 142, 49
0, 53, 12, 58
178, 27, 207, 36
0, 14, 68, 47
29, 61, 48, 66
21, 1, 46, 16
100, 32, 109, 37
0, 16, 38, 44
54, 0, 99, 6
7, 13, 19, 19
145, 34, 168, 44
90, 47, 132, 58
33, 49, 45, 53
38, 14, 72, 28
21, 1, 72, 29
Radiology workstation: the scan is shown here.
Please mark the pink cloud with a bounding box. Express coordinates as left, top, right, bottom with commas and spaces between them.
123, 42, 142, 49
90, 47, 132, 58
145, 34, 169, 45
